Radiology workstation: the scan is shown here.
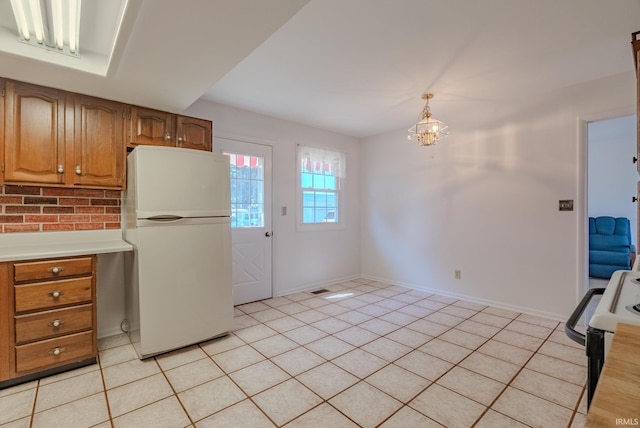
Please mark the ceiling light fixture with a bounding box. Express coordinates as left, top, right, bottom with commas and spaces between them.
10, 0, 82, 56
408, 93, 449, 146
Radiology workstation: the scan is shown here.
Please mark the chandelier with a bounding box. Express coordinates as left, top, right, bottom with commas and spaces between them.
408, 93, 449, 146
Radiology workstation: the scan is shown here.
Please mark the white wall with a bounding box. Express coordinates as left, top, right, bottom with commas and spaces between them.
186, 100, 361, 296
360, 71, 635, 320
588, 115, 637, 243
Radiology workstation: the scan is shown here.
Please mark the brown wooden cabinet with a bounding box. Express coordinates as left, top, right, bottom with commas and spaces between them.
2, 81, 126, 189
128, 106, 175, 148
176, 115, 212, 151
128, 106, 212, 151
71, 95, 126, 188
0, 255, 97, 388
1, 78, 213, 191
3, 80, 67, 186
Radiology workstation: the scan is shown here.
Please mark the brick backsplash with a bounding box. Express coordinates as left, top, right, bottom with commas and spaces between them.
0, 185, 122, 233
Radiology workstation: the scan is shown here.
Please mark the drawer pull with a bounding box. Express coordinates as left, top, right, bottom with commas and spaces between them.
49, 319, 64, 328
49, 291, 64, 298
49, 266, 64, 274
49, 347, 65, 356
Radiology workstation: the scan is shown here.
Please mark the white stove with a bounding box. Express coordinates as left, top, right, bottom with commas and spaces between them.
589, 270, 640, 332
565, 269, 640, 408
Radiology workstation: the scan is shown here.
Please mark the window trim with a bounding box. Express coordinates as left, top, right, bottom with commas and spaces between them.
296, 144, 346, 232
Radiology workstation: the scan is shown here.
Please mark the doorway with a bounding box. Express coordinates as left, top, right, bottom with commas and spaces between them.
586, 115, 637, 290
216, 138, 273, 305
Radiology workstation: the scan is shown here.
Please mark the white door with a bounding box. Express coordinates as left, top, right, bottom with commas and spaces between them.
216, 138, 273, 305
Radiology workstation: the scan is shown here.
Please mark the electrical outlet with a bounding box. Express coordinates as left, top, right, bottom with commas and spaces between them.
454, 270, 461, 279
281, 206, 287, 216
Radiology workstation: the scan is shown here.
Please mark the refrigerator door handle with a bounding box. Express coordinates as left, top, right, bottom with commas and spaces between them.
146, 215, 185, 222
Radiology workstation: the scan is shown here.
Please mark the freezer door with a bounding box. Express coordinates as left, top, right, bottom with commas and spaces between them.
132, 217, 233, 357
129, 146, 231, 218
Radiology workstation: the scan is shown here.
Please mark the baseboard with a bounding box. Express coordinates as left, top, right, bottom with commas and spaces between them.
97, 325, 126, 340
275, 273, 361, 297
359, 274, 568, 323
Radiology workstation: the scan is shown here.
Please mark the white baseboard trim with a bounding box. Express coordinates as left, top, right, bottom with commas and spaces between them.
359, 274, 568, 323
98, 326, 126, 340
275, 274, 362, 297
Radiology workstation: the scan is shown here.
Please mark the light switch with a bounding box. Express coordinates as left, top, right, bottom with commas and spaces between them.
559, 200, 573, 211
281, 206, 287, 216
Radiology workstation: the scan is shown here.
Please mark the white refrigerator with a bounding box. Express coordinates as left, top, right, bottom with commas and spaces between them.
123, 145, 233, 359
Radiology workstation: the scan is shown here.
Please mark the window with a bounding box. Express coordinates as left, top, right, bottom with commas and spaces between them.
297, 145, 345, 227
224, 153, 264, 228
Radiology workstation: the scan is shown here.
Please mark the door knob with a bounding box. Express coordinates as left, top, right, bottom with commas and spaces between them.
634, 196, 638, 203
634, 156, 638, 164
265, 232, 272, 237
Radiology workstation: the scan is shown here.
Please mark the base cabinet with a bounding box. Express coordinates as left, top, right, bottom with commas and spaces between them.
0, 255, 97, 388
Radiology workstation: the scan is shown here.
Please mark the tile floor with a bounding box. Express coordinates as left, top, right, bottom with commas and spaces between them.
0, 279, 589, 428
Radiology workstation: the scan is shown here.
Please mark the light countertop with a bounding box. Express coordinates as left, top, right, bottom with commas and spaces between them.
586, 323, 640, 427
0, 230, 133, 261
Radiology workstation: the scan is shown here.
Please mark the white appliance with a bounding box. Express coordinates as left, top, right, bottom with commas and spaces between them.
123, 146, 233, 359
565, 269, 640, 407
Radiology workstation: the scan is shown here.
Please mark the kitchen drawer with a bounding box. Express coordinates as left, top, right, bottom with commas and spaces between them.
15, 331, 94, 374
14, 277, 92, 313
13, 257, 93, 283
15, 304, 93, 344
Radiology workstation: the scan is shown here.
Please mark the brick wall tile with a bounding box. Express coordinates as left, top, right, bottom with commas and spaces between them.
75, 189, 106, 198
25, 215, 59, 223
24, 197, 58, 205
105, 190, 122, 198
91, 215, 120, 223
4, 186, 41, 195
76, 207, 105, 214
90, 198, 119, 206
43, 188, 75, 197
43, 224, 74, 232
1, 185, 122, 234
5, 224, 40, 233
59, 198, 90, 206
6, 206, 41, 214
60, 215, 91, 223
0, 196, 23, 204
43, 206, 74, 214
0, 215, 24, 223
75, 223, 103, 230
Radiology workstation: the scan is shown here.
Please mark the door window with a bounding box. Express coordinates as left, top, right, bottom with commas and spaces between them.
224, 153, 264, 228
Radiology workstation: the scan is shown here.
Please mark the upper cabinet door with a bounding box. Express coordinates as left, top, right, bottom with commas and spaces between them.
4, 81, 66, 185
73, 95, 125, 189
176, 116, 212, 151
129, 106, 175, 148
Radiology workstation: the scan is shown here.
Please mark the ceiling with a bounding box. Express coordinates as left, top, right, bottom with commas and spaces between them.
0, 0, 639, 138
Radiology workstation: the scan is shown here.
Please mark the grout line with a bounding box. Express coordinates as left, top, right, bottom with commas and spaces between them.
14, 280, 586, 428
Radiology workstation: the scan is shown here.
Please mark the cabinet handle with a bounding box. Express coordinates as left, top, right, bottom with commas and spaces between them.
164, 133, 171, 141
49, 347, 65, 356
75, 165, 81, 175
57, 164, 64, 173
49, 291, 64, 298
49, 319, 64, 328
49, 266, 64, 274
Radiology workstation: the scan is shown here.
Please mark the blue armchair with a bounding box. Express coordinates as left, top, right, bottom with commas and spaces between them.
589, 216, 636, 279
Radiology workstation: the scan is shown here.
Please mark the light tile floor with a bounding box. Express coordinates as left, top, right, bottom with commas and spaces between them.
0, 279, 589, 427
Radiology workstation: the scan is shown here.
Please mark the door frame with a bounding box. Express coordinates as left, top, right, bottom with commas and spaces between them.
576, 106, 635, 304
213, 132, 277, 301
